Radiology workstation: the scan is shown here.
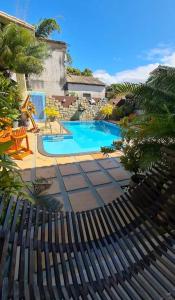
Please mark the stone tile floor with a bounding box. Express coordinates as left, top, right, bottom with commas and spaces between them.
17, 133, 131, 212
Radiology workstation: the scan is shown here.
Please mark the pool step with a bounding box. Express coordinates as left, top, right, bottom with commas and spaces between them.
44, 135, 73, 142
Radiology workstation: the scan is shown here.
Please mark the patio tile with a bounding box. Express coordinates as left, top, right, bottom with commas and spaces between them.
96, 184, 123, 204
80, 161, 100, 172
63, 174, 88, 191
69, 190, 99, 212
107, 168, 131, 181
36, 166, 56, 178
98, 158, 120, 169
59, 164, 80, 176
87, 171, 111, 186
20, 169, 31, 181
39, 178, 61, 195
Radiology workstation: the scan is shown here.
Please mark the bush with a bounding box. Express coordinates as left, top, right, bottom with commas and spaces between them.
112, 102, 135, 120
100, 104, 113, 119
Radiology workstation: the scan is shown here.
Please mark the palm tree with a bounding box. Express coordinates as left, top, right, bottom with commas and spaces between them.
103, 66, 175, 171
35, 18, 61, 38
0, 23, 48, 75
109, 65, 175, 115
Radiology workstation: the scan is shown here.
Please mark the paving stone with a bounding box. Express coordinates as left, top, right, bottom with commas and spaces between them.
69, 190, 99, 212
36, 166, 56, 178
96, 184, 123, 204
80, 161, 100, 172
63, 174, 88, 191
59, 164, 80, 176
20, 169, 31, 181
87, 171, 111, 186
98, 158, 120, 169
107, 168, 131, 181
39, 178, 61, 195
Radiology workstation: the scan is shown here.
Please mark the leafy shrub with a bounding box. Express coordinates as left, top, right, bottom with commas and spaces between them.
44, 107, 60, 119
100, 104, 113, 119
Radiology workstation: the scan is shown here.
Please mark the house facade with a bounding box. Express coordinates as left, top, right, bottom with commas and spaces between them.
28, 39, 67, 96
66, 75, 106, 99
0, 11, 106, 99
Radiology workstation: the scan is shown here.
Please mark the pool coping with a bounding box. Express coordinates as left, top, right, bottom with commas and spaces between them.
37, 120, 121, 157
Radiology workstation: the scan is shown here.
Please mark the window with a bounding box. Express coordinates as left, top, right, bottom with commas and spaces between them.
83, 93, 91, 99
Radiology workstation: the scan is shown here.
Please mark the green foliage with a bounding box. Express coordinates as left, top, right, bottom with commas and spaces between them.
66, 66, 93, 76
67, 66, 81, 76
0, 152, 30, 198
28, 178, 63, 212
0, 23, 49, 74
35, 18, 61, 38
100, 104, 113, 119
81, 68, 93, 76
0, 73, 21, 126
66, 49, 73, 66
102, 65, 175, 172
112, 102, 135, 119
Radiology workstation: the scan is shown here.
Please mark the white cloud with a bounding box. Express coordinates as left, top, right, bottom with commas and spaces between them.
94, 47, 175, 85
94, 63, 159, 85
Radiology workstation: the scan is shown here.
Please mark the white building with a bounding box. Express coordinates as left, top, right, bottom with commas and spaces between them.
0, 11, 106, 98
66, 75, 106, 99
28, 39, 67, 96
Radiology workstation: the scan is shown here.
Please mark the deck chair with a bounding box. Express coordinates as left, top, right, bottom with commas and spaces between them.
6, 127, 33, 160
0, 127, 12, 143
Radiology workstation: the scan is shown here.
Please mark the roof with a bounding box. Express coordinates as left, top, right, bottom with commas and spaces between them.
0, 11, 35, 30
67, 75, 105, 86
44, 38, 67, 47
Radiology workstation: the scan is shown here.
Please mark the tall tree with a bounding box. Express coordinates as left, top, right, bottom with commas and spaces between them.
0, 23, 48, 75
103, 65, 175, 170
35, 18, 60, 38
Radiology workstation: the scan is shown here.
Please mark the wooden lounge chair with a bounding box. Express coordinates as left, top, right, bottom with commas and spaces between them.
21, 95, 39, 133
0, 149, 174, 299
6, 127, 33, 160
0, 127, 12, 143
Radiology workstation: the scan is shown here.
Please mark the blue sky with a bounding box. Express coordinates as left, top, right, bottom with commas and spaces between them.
1, 0, 175, 83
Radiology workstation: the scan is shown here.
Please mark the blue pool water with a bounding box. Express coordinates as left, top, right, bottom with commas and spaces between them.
42, 121, 121, 155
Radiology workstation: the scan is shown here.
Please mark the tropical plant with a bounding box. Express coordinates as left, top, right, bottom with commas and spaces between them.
101, 65, 175, 173
35, 18, 60, 38
0, 73, 21, 127
0, 141, 30, 198
66, 66, 93, 76
28, 177, 63, 212
44, 106, 60, 120
66, 66, 81, 76
100, 104, 113, 119
81, 68, 93, 76
0, 23, 48, 75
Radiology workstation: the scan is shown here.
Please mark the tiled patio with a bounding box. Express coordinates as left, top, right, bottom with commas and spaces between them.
17, 133, 131, 212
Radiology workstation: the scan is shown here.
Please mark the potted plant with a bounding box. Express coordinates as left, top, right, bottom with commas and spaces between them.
101, 139, 145, 186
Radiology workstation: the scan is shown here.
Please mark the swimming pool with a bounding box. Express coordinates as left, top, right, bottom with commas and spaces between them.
41, 121, 121, 155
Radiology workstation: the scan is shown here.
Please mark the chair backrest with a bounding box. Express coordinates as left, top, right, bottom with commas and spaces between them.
0, 128, 12, 143
10, 127, 27, 149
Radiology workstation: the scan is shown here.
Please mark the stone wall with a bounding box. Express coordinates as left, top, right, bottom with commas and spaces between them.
46, 97, 107, 120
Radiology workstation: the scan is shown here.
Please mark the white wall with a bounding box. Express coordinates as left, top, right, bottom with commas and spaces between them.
67, 83, 105, 98
28, 41, 66, 96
